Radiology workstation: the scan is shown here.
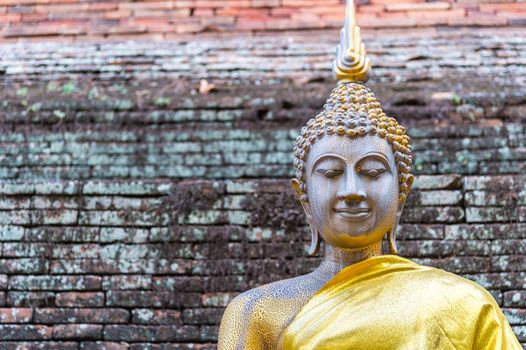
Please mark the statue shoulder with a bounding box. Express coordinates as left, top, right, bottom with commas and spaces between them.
414, 265, 508, 322
422, 267, 522, 348
218, 273, 321, 350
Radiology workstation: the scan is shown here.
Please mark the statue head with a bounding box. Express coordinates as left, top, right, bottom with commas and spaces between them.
290, 1, 414, 256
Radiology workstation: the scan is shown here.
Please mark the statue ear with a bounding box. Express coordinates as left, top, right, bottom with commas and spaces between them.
390, 174, 413, 255
291, 179, 320, 256
398, 174, 413, 214
290, 178, 312, 219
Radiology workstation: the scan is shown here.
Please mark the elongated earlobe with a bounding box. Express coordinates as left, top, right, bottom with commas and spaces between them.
308, 224, 320, 256
387, 229, 398, 255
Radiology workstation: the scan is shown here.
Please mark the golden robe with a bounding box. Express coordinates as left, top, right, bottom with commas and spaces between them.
282, 255, 522, 350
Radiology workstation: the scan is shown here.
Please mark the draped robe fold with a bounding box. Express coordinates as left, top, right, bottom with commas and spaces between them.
281, 255, 522, 350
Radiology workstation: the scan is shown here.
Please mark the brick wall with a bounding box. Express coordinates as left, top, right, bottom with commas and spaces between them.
0, 27, 526, 347
0, 0, 525, 42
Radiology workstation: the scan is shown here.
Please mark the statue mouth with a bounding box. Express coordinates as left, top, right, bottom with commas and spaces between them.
333, 208, 372, 219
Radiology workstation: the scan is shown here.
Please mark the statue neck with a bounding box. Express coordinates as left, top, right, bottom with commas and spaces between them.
316, 241, 383, 277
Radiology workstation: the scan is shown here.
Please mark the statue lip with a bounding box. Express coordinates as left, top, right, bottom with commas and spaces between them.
333, 207, 372, 219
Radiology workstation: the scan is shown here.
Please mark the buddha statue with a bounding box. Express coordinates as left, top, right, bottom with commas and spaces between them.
217, 1, 522, 349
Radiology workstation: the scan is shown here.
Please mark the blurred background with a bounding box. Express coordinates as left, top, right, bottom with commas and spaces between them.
0, 0, 525, 349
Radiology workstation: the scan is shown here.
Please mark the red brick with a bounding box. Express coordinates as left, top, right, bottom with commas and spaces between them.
80, 342, 128, 350
359, 5, 384, 13
251, 0, 280, 7
104, 10, 131, 20
0, 13, 20, 22
3, 24, 60, 37
193, 8, 214, 17
496, 11, 526, 19
88, 3, 118, 12
386, 2, 451, 12
308, 5, 345, 15
448, 15, 508, 26
131, 309, 182, 325
377, 11, 410, 19
53, 324, 102, 340
0, 308, 33, 323
174, 19, 204, 33
270, 7, 295, 17
406, 9, 466, 19
20, 13, 49, 22
35, 308, 130, 324
217, 7, 268, 17
370, 0, 419, 4
119, 1, 174, 11
479, 3, 526, 13
34, 3, 87, 13
106, 32, 165, 41
0, 325, 52, 340
235, 17, 266, 30
55, 292, 104, 307
281, 0, 339, 7
360, 16, 417, 28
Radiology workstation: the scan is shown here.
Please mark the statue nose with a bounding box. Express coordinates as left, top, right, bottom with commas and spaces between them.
337, 172, 366, 202
338, 191, 366, 202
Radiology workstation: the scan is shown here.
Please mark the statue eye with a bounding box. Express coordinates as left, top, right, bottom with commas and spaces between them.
316, 169, 343, 178
360, 168, 386, 178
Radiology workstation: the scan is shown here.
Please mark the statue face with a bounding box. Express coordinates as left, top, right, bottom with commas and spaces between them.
303, 134, 400, 249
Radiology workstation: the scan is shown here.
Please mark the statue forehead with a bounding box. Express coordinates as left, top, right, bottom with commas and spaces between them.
305, 134, 395, 168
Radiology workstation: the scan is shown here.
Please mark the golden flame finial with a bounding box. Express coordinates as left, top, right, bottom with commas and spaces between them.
333, 0, 371, 83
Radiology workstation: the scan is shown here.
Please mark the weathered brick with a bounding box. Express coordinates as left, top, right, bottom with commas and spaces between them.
414, 256, 490, 274
504, 291, 526, 308
200, 293, 237, 307
464, 272, 526, 290
106, 291, 200, 308
9, 276, 101, 291
104, 325, 200, 342
51, 258, 194, 275
398, 224, 444, 240
399, 240, 490, 258
0, 259, 48, 274
492, 255, 526, 273
182, 308, 223, 325
80, 342, 129, 350
0, 342, 78, 350
131, 309, 181, 325
7, 292, 55, 308
402, 207, 465, 223
25, 226, 100, 243
53, 324, 103, 340
0, 225, 25, 240
0, 308, 33, 323
3, 243, 51, 257
445, 224, 526, 240
463, 175, 525, 191
83, 181, 172, 195
466, 206, 526, 223
0, 325, 52, 340
102, 275, 152, 290
409, 190, 463, 206
1, 24, 526, 348
36, 308, 129, 324
503, 308, 526, 325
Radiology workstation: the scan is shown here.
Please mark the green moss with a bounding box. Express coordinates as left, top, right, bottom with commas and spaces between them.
154, 96, 171, 108
16, 87, 28, 97
62, 82, 77, 95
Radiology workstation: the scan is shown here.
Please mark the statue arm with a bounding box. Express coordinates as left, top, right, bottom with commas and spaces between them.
218, 293, 270, 350
472, 302, 522, 349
